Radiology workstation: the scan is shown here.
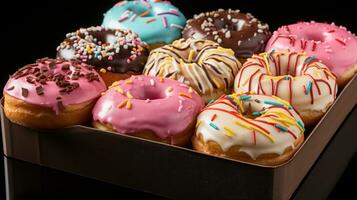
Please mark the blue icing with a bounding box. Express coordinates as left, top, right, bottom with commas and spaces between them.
102, 0, 186, 44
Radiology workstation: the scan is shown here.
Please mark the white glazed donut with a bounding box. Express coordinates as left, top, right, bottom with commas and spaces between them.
193, 93, 305, 166
234, 50, 337, 126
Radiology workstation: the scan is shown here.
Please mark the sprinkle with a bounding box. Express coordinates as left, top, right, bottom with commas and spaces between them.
178, 105, 183, 112
188, 50, 195, 62
110, 81, 120, 88
305, 81, 312, 94
150, 79, 155, 86
263, 100, 285, 107
125, 79, 133, 84
118, 15, 129, 22
275, 124, 289, 132
159, 77, 164, 82
115, 87, 124, 94
130, 14, 138, 21
21, 88, 29, 97
195, 120, 202, 128
161, 16, 168, 28
335, 38, 346, 46
188, 87, 193, 93
208, 99, 215, 104
211, 114, 217, 121
145, 18, 156, 23
166, 86, 173, 93
117, 99, 128, 108
239, 95, 251, 101
224, 126, 235, 135
170, 23, 184, 29
209, 122, 220, 130
36, 86, 44, 95
101, 92, 106, 96
140, 10, 150, 17
126, 99, 132, 109
99, 68, 107, 73
157, 11, 180, 16
304, 56, 316, 64
285, 75, 289, 80
126, 91, 133, 98
252, 110, 266, 116
179, 92, 192, 99
141, 0, 151, 8
145, 99, 151, 103
297, 120, 305, 130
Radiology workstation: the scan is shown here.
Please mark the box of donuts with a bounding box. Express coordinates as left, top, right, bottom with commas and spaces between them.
1, 0, 357, 199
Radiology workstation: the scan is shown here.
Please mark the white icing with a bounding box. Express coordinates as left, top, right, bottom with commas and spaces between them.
196, 94, 304, 160
234, 51, 337, 119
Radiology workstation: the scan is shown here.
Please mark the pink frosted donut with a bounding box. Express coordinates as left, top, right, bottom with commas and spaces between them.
92, 75, 204, 146
3, 58, 107, 129
266, 21, 357, 86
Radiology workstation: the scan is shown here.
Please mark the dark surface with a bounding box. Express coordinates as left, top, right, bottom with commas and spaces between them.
0, 0, 355, 199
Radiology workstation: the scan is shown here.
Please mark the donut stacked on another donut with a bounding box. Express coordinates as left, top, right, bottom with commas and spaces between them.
92, 75, 204, 146
182, 9, 271, 62
193, 93, 304, 166
143, 38, 241, 103
3, 58, 106, 129
102, 0, 186, 49
234, 50, 337, 126
266, 21, 357, 87
57, 26, 149, 86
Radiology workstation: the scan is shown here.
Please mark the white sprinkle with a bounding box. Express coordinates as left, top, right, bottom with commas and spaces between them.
217, 38, 222, 43
170, 23, 184, 29
225, 31, 231, 38
150, 79, 155, 86
257, 29, 263, 33
130, 14, 137, 21
238, 40, 242, 46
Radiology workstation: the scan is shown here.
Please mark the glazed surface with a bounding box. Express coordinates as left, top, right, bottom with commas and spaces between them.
144, 38, 241, 100
266, 21, 357, 76
183, 9, 270, 59
102, 0, 186, 44
4, 58, 106, 114
196, 94, 304, 159
57, 26, 148, 73
92, 75, 204, 139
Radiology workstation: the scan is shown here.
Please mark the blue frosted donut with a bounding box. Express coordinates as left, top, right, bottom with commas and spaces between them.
102, 0, 186, 45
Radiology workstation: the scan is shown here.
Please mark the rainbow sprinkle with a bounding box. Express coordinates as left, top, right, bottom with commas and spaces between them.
263, 100, 285, 107
239, 95, 251, 101
117, 99, 128, 109
126, 91, 133, 99
224, 126, 235, 135
145, 18, 156, 23
305, 81, 312, 94
209, 122, 220, 130
207, 99, 215, 104
170, 23, 184, 29
297, 120, 305, 130
304, 55, 316, 64
115, 87, 124, 94
126, 99, 132, 109
118, 15, 129, 22
161, 16, 168, 28
125, 79, 133, 84
275, 124, 289, 132
179, 92, 192, 99
211, 114, 217, 121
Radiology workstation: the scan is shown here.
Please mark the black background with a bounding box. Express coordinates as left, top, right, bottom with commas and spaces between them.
0, 0, 355, 199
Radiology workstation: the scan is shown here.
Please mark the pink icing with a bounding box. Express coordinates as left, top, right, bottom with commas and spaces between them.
266, 21, 357, 76
92, 75, 204, 139
3, 58, 106, 114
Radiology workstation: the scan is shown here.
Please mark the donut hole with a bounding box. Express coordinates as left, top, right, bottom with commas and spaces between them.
135, 86, 166, 100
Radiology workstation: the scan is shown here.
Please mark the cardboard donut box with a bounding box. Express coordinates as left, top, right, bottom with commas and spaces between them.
1, 72, 356, 199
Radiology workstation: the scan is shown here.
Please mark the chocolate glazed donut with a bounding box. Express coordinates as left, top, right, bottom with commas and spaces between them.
57, 26, 149, 86
182, 9, 271, 62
